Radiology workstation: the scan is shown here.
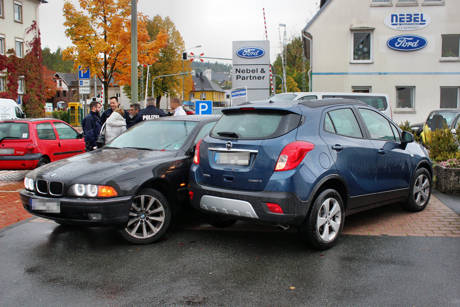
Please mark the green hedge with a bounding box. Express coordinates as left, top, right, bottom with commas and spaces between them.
52, 110, 70, 124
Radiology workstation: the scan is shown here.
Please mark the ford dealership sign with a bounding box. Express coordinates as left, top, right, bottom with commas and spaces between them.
236, 47, 265, 59
387, 35, 427, 52
384, 12, 431, 31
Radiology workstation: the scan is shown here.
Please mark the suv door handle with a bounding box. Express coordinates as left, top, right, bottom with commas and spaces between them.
378, 148, 385, 154
331, 144, 343, 151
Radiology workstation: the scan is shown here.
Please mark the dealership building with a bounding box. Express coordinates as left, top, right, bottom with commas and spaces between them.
302, 0, 460, 124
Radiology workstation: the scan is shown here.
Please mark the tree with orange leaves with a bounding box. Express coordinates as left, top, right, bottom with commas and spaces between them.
62, 0, 167, 107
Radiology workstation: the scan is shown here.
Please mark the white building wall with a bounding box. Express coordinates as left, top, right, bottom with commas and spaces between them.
306, 0, 460, 124
0, 0, 41, 55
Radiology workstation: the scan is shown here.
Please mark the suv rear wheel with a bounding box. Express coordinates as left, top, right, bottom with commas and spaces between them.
300, 189, 345, 250
120, 188, 171, 244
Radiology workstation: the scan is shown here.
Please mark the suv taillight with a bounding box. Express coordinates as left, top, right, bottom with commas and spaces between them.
274, 141, 315, 171
193, 139, 202, 165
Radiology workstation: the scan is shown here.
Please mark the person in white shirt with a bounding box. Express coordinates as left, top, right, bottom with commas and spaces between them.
171, 97, 187, 116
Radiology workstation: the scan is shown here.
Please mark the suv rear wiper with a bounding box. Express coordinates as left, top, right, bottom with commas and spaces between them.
217, 131, 239, 138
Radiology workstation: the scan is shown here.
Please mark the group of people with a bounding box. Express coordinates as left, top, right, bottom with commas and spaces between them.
82, 96, 187, 152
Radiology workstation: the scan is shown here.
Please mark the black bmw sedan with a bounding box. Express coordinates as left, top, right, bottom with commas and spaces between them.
20, 115, 218, 244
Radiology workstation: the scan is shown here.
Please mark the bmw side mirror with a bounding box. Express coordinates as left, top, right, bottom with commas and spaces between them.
186, 146, 195, 156
401, 131, 414, 144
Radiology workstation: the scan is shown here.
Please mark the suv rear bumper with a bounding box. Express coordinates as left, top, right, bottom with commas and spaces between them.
189, 182, 310, 226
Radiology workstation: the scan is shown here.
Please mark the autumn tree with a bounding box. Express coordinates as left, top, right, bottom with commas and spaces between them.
42, 47, 74, 73
272, 36, 309, 93
62, 0, 167, 107
42, 65, 57, 100
139, 15, 193, 106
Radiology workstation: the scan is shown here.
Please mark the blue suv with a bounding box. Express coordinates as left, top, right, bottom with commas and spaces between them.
189, 99, 432, 249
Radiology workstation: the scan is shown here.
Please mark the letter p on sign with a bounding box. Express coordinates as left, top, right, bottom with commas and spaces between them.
196, 100, 213, 115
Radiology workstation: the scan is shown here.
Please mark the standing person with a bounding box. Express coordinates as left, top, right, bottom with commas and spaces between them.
139, 97, 167, 121
126, 103, 142, 128
105, 108, 127, 143
82, 100, 102, 151
170, 97, 187, 116
101, 96, 120, 124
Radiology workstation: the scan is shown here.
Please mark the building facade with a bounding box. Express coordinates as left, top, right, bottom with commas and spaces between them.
0, 0, 46, 102
302, 0, 460, 124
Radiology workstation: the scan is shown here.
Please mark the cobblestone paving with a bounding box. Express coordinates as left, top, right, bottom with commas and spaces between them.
0, 170, 459, 237
0, 181, 31, 229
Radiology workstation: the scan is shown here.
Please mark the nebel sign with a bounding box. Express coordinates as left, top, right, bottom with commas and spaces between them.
384, 12, 431, 31
232, 40, 270, 102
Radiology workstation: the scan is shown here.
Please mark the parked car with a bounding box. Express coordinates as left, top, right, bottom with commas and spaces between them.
262, 92, 392, 119
189, 99, 432, 250
0, 98, 26, 120
0, 119, 85, 170
420, 109, 460, 145
20, 115, 219, 244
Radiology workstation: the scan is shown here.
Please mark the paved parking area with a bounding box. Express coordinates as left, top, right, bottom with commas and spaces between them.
1, 171, 459, 236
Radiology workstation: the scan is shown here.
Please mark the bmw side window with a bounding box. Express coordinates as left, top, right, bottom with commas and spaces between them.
327, 108, 363, 138
358, 108, 395, 141
390, 124, 401, 142
194, 122, 215, 144
36, 123, 56, 140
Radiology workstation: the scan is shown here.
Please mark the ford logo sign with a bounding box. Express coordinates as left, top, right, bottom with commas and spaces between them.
387, 35, 427, 52
236, 47, 265, 59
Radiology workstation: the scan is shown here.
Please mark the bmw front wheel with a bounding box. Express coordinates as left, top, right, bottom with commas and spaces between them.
120, 188, 172, 244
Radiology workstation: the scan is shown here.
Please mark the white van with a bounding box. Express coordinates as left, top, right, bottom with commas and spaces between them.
0, 98, 25, 120
267, 92, 392, 119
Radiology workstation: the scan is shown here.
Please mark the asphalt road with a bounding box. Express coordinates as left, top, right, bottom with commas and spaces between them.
1, 218, 459, 306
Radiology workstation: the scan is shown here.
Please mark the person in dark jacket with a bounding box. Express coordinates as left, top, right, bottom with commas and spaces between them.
100, 96, 120, 124
82, 101, 102, 151
126, 103, 142, 128
139, 97, 167, 121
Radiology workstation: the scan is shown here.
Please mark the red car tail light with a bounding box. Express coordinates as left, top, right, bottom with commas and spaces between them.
193, 139, 202, 165
266, 202, 284, 214
275, 141, 315, 171
188, 191, 194, 200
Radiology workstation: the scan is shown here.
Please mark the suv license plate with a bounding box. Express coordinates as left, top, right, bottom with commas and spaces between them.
30, 199, 60, 213
215, 152, 250, 166
0, 148, 14, 154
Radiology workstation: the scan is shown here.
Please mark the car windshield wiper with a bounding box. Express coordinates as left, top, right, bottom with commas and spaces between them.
0, 136, 19, 142
104, 146, 120, 149
124, 146, 153, 151
217, 131, 239, 138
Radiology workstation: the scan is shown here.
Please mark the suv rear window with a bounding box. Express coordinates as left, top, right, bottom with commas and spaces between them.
0, 122, 29, 140
211, 109, 301, 140
323, 95, 388, 111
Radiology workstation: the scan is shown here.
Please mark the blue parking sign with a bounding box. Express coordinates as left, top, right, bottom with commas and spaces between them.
195, 100, 213, 115
78, 66, 90, 79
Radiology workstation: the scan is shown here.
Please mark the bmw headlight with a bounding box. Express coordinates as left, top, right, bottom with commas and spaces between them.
24, 177, 34, 191
69, 184, 118, 198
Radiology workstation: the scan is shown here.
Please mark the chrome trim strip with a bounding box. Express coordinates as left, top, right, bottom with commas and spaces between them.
200, 195, 259, 219
208, 147, 258, 153
348, 188, 409, 199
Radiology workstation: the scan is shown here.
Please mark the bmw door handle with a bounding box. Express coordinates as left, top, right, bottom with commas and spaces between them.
331, 144, 343, 151
378, 148, 385, 154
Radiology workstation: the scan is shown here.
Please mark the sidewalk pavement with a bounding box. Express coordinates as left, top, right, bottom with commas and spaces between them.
0, 171, 459, 236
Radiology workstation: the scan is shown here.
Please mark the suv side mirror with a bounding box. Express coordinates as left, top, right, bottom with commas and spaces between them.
401, 131, 414, 144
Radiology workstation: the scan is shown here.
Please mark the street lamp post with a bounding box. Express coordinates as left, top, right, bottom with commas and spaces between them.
130, 0, 138, 103
278, 23, 287, 93
181, 45, 202, 100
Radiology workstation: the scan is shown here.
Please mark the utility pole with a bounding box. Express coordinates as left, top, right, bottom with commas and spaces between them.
130, 0, 138, 103
279, 24, 287, 93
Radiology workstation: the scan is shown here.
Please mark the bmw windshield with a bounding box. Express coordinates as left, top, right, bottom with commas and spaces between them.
108, 120, 197, 151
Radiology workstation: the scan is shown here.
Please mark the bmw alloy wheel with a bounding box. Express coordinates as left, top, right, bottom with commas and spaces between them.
125, 194, 166, 240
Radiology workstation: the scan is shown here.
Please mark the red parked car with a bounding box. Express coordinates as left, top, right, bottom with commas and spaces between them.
0, 119, 85, 170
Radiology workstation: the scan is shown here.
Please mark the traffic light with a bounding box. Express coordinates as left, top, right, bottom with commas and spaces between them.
182, 52, 187, 60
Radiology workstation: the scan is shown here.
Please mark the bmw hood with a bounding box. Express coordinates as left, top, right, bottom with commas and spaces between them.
26, 148, 178, 183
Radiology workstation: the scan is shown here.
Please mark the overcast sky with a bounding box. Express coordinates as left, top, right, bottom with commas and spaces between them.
39, 0, 320, 63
